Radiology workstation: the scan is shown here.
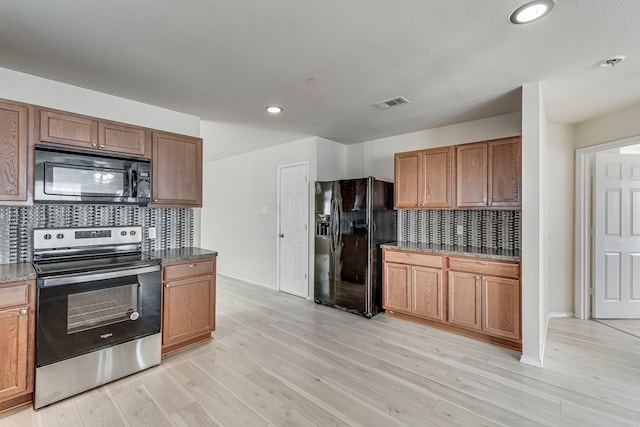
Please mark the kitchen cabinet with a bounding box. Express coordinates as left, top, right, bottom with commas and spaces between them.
382, 250, 445, 322
151, 131, 203, 207
39, 109, 149, 157
456, 136, 521, 208
382, 248, 521, 350
0, 280, 35, 414
162, 257, 216, 355
394, 146, 454, 209
448, 256, 520, 342
0, 99, 31, 204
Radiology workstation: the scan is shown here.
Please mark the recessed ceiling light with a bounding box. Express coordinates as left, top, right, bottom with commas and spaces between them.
510, 0, 555, 24
265, 106, 283, 114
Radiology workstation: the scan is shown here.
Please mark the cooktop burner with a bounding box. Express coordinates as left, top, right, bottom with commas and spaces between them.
32, 226, 160, 277
33, 253, 160, 277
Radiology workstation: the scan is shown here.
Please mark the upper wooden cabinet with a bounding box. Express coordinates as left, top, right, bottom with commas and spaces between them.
39, 109, 149, 157
0, 100, 30, 203
456, 136, 521, 208
394, 146, 454, 209
151, 131, 203, 207
98, 122, 147, 156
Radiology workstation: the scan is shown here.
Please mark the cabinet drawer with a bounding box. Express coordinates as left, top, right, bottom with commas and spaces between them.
448, 257, 519, 279
0, 282, 30, 309
164, 259, 214, 281
384, 250, 443, 268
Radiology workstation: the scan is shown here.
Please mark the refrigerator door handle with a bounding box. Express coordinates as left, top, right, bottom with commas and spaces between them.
330, 198, 341, 253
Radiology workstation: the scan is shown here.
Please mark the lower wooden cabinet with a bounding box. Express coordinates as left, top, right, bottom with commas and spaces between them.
0, 280, 35, 414
382, 249, 521, 350
162, 257, 216, 355
383, 251, 444, 322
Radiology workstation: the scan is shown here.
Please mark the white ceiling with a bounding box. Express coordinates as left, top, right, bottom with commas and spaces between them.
1, 1, 639, 159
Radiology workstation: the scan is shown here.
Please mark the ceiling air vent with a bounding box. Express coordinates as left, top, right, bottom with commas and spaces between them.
372, 96, 410, 110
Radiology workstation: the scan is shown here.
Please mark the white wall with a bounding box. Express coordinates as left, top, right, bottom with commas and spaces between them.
346, 112, 522, 180
546, 124, 575, 316
520, 83, 547, 367
200, 136, 318, 289
575, 101, 640, 149
0, 67, 200, 135
317, 137, 347, 180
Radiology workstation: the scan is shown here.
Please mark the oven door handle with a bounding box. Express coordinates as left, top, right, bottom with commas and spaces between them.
39, 265, 160, 288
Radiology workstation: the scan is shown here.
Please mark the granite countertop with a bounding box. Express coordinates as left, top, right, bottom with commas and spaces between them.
145, 247, 218, 264
0, 247, 218, 284
0, 262, 37, 284
381, 242, 521, 262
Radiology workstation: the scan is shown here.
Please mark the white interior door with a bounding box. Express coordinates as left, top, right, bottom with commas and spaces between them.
278, 163, 309, 297
593, 152, 640, 318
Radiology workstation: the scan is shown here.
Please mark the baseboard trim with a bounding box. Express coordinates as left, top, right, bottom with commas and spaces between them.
549, 312, 574, 318
217, 273, 276, 291
520, 355, 543, 368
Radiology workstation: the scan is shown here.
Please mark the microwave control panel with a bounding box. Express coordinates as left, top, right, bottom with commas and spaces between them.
137, 171, 151, 198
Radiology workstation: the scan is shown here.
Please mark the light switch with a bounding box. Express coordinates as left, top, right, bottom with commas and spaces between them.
148, 227, 157, 239
456, 225, 464, 235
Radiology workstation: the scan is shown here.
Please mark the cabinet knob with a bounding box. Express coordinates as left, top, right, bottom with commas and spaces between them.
92, 143, 97, 147
188, 264, 196, 268
20, 309, 27, 315
153, 199, 158, 203
165, 284, 170, 288
99, 144, 105, 148
476, 276, 481, 280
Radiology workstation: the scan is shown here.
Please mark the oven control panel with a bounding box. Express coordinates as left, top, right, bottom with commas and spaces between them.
34, 226, 143, 250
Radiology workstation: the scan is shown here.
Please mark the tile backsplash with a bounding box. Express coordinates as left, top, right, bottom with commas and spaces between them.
0, 205, 193, 264
398, 209, 520, 251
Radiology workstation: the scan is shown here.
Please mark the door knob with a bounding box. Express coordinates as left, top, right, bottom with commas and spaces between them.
279, 233, 285, 238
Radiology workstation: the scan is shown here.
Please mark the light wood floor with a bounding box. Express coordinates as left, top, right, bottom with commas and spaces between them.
2, 275, 640, 426
593, 319, 640, 339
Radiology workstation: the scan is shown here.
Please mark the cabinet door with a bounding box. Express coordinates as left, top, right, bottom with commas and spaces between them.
0, 100, 29, 202
163, 275, 214, 347
39, 109, 99, 149
99, 122, 147, 157
456, 142, 487, 207
394, 151, 421, 208
411, 266, 444, 321
152, 132, 203, 207
422, 146, 454, 208
448, 271, 481, 330
0, 306, 29, 401
482, 275, 520, 340
383, 262, 411, 312
488, 138, 521, 207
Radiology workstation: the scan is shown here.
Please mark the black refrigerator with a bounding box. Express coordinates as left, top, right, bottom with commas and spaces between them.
314, 177, 396, 317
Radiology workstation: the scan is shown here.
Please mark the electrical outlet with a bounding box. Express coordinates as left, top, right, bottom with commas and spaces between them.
148, 227, 157, 239
456, 225, 464, 235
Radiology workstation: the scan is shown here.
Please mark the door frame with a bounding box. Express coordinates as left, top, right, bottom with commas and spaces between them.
276, 161, 310, 298
575, 134, 640, 319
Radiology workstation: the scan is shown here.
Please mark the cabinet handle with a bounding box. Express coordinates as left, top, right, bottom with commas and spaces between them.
153, 199, 158, 203
188, 264, 197, 268
476, 261, 489, 265
476, 276, 481, 280
92, 143, 97, 147
20, 309, 27, 315
165, 284, 170, 288
99, 144, 105, 148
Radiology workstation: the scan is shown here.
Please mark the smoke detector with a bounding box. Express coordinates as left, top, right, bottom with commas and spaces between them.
372, 96, 410, 110
598, 55, 625, 68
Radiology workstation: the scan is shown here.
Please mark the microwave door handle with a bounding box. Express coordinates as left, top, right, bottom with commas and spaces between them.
131, 170, 138, 197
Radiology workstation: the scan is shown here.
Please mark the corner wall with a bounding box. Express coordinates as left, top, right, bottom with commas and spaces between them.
520, 83, 547, 367
200, 136, 319, 290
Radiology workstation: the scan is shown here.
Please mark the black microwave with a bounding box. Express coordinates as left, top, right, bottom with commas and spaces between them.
34, 145, 151, 205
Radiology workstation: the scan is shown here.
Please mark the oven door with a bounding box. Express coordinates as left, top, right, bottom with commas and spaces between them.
36, 266, 161, 367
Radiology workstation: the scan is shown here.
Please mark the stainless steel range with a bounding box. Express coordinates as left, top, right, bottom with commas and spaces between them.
32, 226, 162, 409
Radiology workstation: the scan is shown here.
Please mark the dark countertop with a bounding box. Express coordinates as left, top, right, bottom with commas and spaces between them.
145, 247, 218, 264
0, 247, 218, 284
381, 242, 521, 262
